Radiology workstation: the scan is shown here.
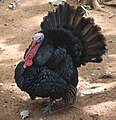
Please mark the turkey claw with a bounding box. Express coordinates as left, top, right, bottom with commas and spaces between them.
41, 104, 52, 114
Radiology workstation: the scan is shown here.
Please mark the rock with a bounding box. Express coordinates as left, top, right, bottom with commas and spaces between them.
99, 71, 114, 79
12, 97, 16, 100
108, 40, 113, 43
3, 105, 7, 108
8, 1, 17, 10
91, 73, 96, 76
96, 67, 101, 70
11, 83, 16, 86
20, 110, 30, 119
48, 0, 66, 6
0, 83, 3, 86
0, 91, 4, 93
9, 89, 14, 93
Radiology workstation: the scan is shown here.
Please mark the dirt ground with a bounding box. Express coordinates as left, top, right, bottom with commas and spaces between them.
0, 0, 116, 120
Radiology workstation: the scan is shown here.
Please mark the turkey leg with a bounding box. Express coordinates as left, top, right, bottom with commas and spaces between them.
41, 99, 55, 114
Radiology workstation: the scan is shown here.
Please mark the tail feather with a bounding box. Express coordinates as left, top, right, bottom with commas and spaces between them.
61, 3, 72, 26
83, 25, 101, 41
51, 12, 57, 28
40, 2, 107, 67
41, 16, 49, 29
56, 5, 62, 26
46, 13, 53, 29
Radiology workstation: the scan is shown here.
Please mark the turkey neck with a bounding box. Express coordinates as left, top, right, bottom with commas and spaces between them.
24, 40, 43, 68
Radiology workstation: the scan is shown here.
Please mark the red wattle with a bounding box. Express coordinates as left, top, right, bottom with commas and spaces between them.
24, 41, 42, 68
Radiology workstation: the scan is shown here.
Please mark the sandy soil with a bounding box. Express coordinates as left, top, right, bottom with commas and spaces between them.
0, 0, 116, 120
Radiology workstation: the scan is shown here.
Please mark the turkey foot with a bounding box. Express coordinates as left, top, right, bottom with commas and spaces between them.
41, 99, 55, 114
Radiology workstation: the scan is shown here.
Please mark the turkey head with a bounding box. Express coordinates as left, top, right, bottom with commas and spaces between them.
24, 33, 44, 68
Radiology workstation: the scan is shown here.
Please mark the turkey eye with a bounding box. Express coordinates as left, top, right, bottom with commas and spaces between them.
37, 38, 41, 42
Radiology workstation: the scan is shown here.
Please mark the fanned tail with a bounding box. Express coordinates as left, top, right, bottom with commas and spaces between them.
40, 2, 107, 67
41, 3, 85, 30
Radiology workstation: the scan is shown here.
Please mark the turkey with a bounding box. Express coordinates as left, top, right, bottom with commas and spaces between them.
14, 3, 107, 113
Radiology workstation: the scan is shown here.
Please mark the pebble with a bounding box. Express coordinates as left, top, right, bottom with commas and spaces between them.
3, 105, 7, 108
11, 83, 16, 86
108, 40, 113, 43
8, 2, 17, 10
9, 89, 14, 93
1, 91, 4, 93
48, 0, 64, 6
96, 67, 101, 70
91, 73, 95, 76
99, 71, 114, 79
0, 83, 3, 86
20, 110, 30, 119
12, 97, 16, 100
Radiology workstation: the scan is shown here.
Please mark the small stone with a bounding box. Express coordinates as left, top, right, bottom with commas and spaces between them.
91, 73, 95, 76
3, 105, 7, 108
35, 97, 39, 100
99, 71, 114, 79
0, 91, 4, 93
108, 40, 113, 43
96, 67, 101, 70
0, 83, 3, 86
12, 97, 16, 100
85, 82, 89, 86
20, 110, 30, 119
9, 89, 14, 93
49, 0, 63, 6
8, 2, 17, 10
11, 83, 15, 86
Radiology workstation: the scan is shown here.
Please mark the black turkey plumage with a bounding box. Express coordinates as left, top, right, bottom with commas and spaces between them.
14, 3, 107, 113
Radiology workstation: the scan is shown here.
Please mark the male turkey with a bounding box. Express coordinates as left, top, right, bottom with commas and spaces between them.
14, 3, 107, 113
